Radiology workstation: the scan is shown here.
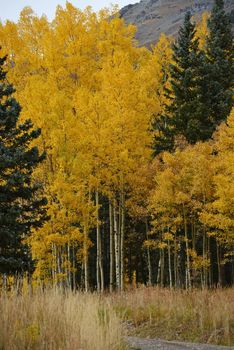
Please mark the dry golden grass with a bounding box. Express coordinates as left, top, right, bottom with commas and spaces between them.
111, 287, 234, 346
0, 287, 233, 349
0, 289, 123, 350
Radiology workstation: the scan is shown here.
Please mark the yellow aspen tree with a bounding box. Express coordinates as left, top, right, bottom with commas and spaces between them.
201, 108, 234, 285
195, 12, 210, 50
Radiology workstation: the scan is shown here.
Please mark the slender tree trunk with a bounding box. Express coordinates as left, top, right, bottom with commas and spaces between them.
161, 249, 165, 287
52, 243, 56, 286
61, 246, 65, 288
67, 242, 71, 289
120, 189, 125, 291
191, 221, 196, 285
96, 190, 104, 292
109, 201, 114, 293
207, 236, 212, 287
217, 241, 222, 286
2, 274, 7, 293
183, 207, 191, 289
174, 236, 178, 288
168, 240, 172, 289
114, 200, 120, 290
96, 191, 100, 292
157, 254, 161, 285
72, 244, 76, 290
203, 229, 207, 288
146, 219, 152, 286
84, 226, 89, 292
58, 246, 63, 288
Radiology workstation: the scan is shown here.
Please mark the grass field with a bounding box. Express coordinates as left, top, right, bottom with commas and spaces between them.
0, 290, 123, 350
112, 287, 234, 346
0, 287, 233, 349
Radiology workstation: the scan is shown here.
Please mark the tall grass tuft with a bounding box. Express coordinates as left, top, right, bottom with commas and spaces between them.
0, 289, 123, 350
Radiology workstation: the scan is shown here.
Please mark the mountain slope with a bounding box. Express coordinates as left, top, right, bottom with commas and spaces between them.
120, 0, 234, 47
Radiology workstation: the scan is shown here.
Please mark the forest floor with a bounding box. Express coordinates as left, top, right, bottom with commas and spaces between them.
125, 336, 234, 350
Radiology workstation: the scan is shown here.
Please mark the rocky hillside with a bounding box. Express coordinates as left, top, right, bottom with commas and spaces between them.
120, 0, 234, 47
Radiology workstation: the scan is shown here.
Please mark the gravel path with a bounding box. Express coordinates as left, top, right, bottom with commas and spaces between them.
125, 337, 234, 350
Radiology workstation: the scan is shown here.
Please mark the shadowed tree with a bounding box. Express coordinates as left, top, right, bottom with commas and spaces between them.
0, 52, 47, 276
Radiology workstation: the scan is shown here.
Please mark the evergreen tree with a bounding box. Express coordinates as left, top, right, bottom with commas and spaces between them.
154, 12, 211, 154
205, 0, 233, 125
0, 52, 47, 275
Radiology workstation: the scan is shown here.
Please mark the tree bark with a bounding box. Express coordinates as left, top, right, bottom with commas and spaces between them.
84, 226, 89, 292
109, 201, 114, 292
146, 219, 152, 286
168, 239, 172, 289
183, 207, 191, 289
96, 190, 104, 292
114, 200, 120, 290
120, 190, 125, 291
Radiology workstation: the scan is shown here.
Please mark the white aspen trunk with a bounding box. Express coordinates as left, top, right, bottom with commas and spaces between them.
72, 244, 76, 290
208, 236, 212, 287
57, 246, 62, 288
157, 253, 161, 285
120, 190, 125, 291
96, 190, 104, 292
183, 207, 191, 289
168, 240, 172, 289
146, 219, 152, 286
114, 200, 120, 290
174, 237, 177, 288
52, 243, 56, 286
67, 242, 71, 289
2, 274, 7, 293
109, 201, 114, 293
217, 242, 222, 286
61, 246, 65, 288
203, 229, 208, 288
161, 249, 165, 287
96, 191, 100, 293
84, 226, 89, 292
54, 244, 58, 288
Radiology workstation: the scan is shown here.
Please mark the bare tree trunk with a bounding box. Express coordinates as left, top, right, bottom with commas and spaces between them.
96, 191, 100, 292
161, 249, 165, 287
109, 201, 114, 293
84, 226, 89, 292
157, 253, 161, 285
72, 244, 76, 290
52, 243, 56, 286
217, 241, 222, 286
120, 190, 125, 291
146, 219, 152, 286
67, 242, 71, 289
2, 274, 7, 293
203, 229, 207, 288
96, 190, 104, 292
174, 236, 178, 288
57, 246, 62, 288
207, 236, 212, 287
183, 207, 191, 289
114, 200, 120, 290
168, 240, 172, 289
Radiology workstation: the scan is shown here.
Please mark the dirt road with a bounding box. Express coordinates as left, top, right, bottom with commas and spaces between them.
125, 336, 234, 350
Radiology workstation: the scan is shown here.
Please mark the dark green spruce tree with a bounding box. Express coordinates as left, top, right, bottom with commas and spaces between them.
205, 0, 233, 125
154, 12, 211, 154
0, 52, 47, 277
